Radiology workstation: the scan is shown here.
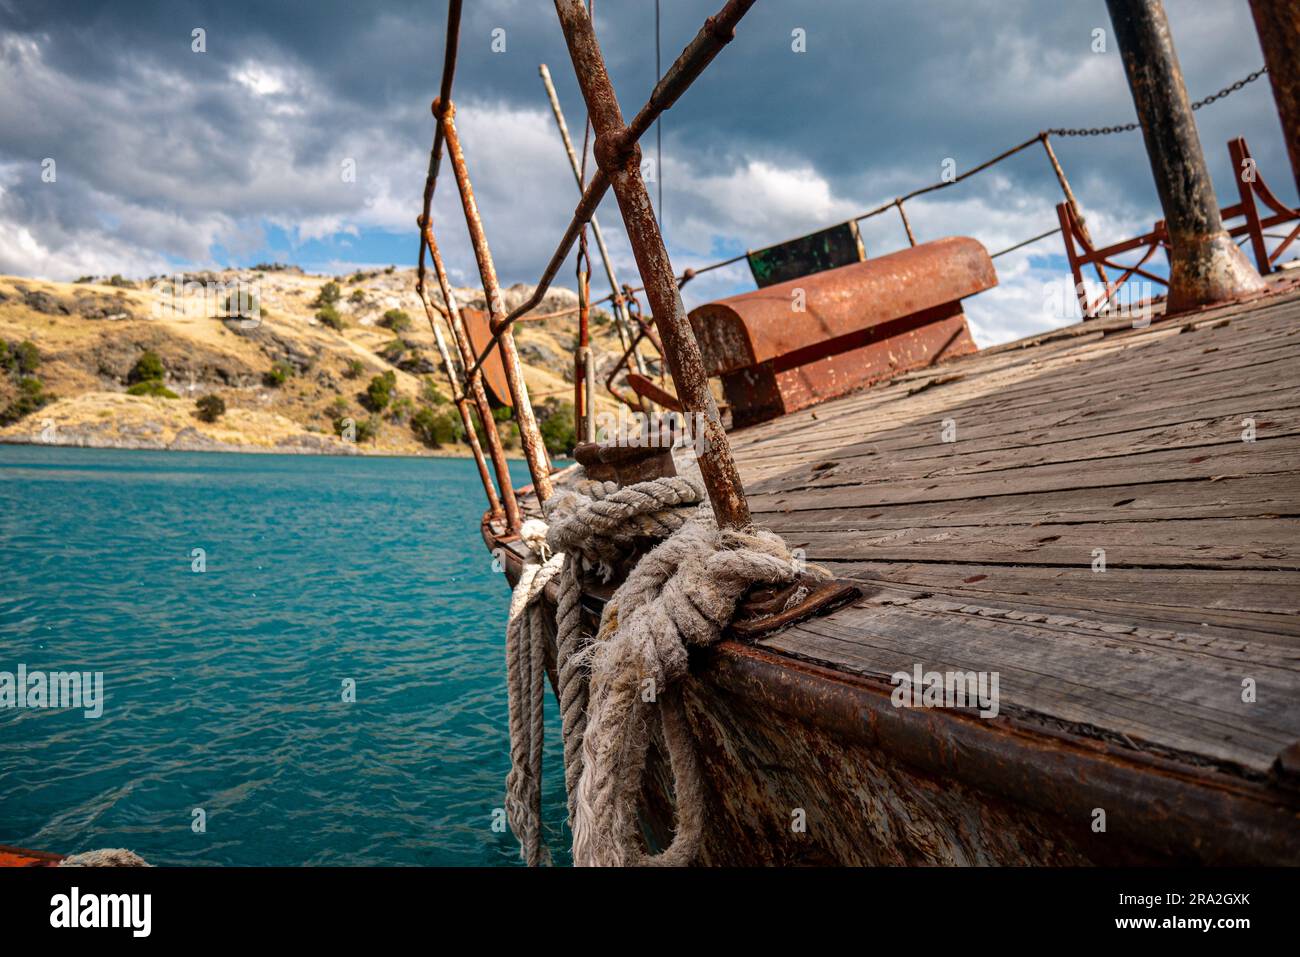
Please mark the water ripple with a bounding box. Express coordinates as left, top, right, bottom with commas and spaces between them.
0, 446, 568, 866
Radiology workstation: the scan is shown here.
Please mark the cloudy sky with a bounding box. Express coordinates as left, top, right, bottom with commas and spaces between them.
0, 0, 1290, 344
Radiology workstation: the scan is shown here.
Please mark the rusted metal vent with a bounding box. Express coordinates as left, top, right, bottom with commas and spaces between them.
688, 236, 996, 427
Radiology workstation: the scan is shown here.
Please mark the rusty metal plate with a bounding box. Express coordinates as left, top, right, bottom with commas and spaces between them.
691, 236, 997, 375
746, 221, 866, 288
460, 306, 513, 407
573, 441, 677, 484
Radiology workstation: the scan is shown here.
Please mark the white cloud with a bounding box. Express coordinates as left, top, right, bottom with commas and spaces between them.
233, 64, 288, 97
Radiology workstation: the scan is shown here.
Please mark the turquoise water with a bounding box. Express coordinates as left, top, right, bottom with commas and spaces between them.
0, 445, 569, 865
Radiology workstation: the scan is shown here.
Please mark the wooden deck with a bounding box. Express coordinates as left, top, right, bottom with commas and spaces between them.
729, 280, 1300, 779
493, 278, 1300, 862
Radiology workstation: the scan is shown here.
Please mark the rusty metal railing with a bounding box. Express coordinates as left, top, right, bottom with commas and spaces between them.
419, 0, 757, 531
615, 131, 1096, 303
418, 3, 1271, 535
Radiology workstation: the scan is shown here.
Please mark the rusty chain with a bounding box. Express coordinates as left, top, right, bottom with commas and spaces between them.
1047, 66, 1266, 137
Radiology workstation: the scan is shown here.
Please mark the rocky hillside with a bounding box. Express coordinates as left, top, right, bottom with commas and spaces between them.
0, 265, 637, 456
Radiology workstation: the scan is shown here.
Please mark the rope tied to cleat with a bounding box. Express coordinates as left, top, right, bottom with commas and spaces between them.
504, 473, 824, 866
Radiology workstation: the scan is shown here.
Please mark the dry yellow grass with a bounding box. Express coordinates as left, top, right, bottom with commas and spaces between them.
0, 267, 640, 456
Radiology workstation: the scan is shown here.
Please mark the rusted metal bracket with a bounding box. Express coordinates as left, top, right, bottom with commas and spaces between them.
728, 575, 863, 641
625, 373, 681, 411
573, 440, 677, 484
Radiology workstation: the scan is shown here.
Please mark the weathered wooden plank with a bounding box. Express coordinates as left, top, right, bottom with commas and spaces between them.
740, 385, 1300, 477
743, 403, 1300, 491
735, 330, 1300, 458
755, 472, 1300, 529
758, 597, 1300, 773
780, 517, 1300, 570
748, 433, 1300, 507
729, 299, 1300, 452
817, 561, 1300, 641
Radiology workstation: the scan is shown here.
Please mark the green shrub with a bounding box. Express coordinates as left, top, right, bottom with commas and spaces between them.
327, 396, 350, 417
313, 281, 341, 307
388, 394, 413, 422
316, 304, 345, 331
420, 378, 448, 406
263, 361, 293, 387
364, 370, 397, 411
0, 376, 52, 425
126, 379, 179, 398
127, 350, 164, 385
379, 309, 411, 332
333, 413, 378, 443
343, 358, 365, 379
222, 289, 259, 319
195, 394, 226, 422
14, 340, 40, 375
0, 341, 12, 373
537, 398, 577, 456
411, 405, 464, 448
479, 405, 519, 450
380, 339, 407, 363
349, 289, 366, 303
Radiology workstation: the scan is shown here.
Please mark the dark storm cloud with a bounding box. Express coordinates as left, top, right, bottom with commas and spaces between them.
0, 0, 1288, 342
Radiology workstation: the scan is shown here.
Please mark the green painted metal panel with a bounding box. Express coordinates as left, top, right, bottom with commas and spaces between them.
746, 221, 866, 288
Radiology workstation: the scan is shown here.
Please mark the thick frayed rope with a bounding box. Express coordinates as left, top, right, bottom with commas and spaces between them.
503, 477, 702, 865
504, 518, 563, 866
570, 517, 809, 867
59, 849, 150, 867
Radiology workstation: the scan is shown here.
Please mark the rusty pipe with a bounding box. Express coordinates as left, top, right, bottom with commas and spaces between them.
463, 1, 756, 386
438, 100, 554, 503
895, 199, 917, 247
1040, 133, 1109, 288
462, 168, 611, 384
553, 0, 753, 529
1105, 0, 1266, 312
1248, 0, 1300, 200
423, 222, 523, 532
539, 62, 648, 381
418, 281, 504, 523
415, 0, 462, 271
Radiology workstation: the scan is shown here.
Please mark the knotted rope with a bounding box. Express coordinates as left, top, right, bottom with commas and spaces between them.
504, 518, 563, 867
570, 518, 804, 866
503, 476, 701, 864
504, 471, 814, 866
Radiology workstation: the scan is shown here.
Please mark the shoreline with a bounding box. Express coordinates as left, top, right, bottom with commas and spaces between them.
0, 434, 533, 460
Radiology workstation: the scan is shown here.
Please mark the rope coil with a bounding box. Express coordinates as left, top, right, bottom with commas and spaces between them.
504, 474, 822, 866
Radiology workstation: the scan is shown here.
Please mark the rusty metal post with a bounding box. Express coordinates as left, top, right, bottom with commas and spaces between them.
895, 199, 917, 246
437, 99, 555, 503
1041, 133, 1109, 288
418, 281, 504, 523
575, 256, 596, 443
539, 63, 647, 381
424, 223, 523, 532
553, 0, 753, 529
1248, 0, 1300, 199
1105, 0, 1267, 312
